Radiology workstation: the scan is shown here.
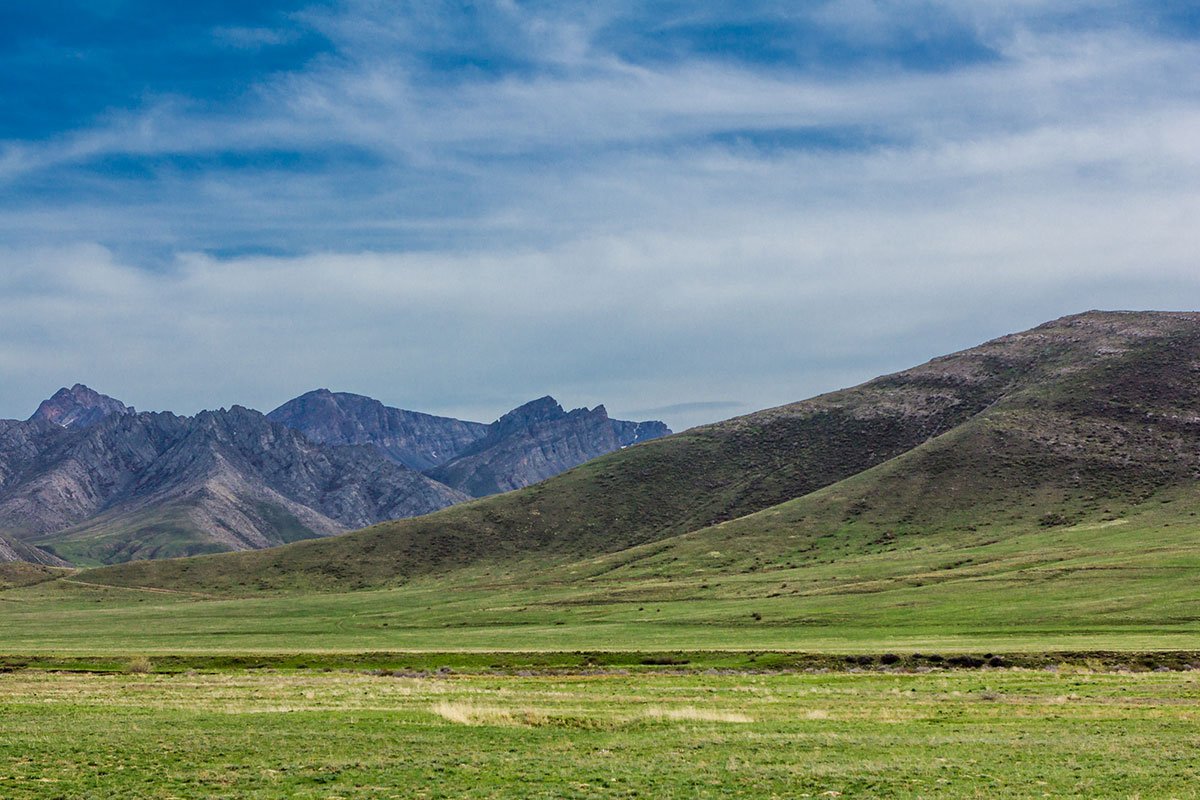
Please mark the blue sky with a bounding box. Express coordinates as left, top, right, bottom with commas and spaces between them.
2, 1, 1199, 428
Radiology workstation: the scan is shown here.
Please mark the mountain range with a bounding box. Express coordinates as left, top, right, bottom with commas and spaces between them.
80, 310, 1200, 597
268, 389, 669, 495
0, 386, 670, 566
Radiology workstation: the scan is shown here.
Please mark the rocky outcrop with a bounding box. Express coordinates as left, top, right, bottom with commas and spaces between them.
0, 533, 71, 566
29, 384, 133, 429
425, 397, 672, 496
267, 389, 488, 470
270, 390, 672, 497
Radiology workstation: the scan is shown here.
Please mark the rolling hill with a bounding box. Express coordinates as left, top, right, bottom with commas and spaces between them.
81, 310, 1200, 595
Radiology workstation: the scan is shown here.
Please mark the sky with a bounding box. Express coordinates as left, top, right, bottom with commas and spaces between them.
2, 1, 1199, 430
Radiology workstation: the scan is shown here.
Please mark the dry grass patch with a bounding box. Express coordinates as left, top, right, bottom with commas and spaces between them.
431, 700, 755, 728
431, 701, 551, 727
642, 705, 754, 723
123, 656, 153, 674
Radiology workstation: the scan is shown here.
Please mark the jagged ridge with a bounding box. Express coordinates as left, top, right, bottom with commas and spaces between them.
425, 397, 673, 496
0, 401, 468, 565
269, 390, 672, 496
267, 389, 490, 471
1, 386, 670, 565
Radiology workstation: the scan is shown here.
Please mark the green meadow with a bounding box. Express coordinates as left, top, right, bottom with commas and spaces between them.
6, 490, 1198, 798
3, 485, 1199, 657
2, 668, 1197, 799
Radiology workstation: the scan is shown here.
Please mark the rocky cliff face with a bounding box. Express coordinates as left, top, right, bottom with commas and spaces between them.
0, 389, 469, 564
267, 389, 489, 470
425, 397, 672, 496
29, 384, 133, 429
270, 390, 673, 497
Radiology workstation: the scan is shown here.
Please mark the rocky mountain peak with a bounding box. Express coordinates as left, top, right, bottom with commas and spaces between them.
585, 404, 608, 420
427, 396, 672, 496
289, 388, 339, 409
29, 384, 133, 430
492, 396, 566, 433
267, 389, 490, 471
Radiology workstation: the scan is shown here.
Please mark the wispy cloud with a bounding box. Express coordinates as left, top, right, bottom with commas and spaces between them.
0, 2, 1198, 425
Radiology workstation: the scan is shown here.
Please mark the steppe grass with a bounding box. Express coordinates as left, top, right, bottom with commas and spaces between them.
3, 493, 1200, 656
0, 668, 1196, 799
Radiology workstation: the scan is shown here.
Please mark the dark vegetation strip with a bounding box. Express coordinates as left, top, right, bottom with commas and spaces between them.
3, 649, 1199, 675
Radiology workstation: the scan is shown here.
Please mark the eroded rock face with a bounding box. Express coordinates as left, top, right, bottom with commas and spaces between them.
0, 391, 470, 564
0, 533, 70, 566
267, 389, 489, 471
425, 397, 672, 496
270, 390, 673, 498
29, 384, 133, 429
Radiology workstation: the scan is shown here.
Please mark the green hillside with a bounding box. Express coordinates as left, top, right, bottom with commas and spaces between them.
0, 483, 1197, 655
79, 310, 1200, 597
35, 499, 321, 567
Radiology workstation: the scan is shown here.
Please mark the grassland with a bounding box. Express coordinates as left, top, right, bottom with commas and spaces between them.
4, 314, 1200, 796
3, 472, 1198, 657
1, 668, 1197, 799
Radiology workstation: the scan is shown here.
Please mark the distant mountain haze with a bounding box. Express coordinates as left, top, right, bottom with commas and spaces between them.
425, 397, 672, 496
0, 385, 671, 565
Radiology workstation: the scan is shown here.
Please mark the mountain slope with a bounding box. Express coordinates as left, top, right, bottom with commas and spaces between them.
0, 411, 191, 538
82, 310, 1192, 594
426, 397, 672, 496
0, 400, 469, 565
267, 389, 489, 471
0, 385, 667, 567
0, 533, 70, 567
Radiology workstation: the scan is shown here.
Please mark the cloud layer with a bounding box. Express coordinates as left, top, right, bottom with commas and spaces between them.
1, 1, 1198, 429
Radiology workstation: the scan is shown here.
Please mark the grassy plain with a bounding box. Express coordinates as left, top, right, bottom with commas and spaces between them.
1, 668, 1197, 799
3, 485, 1199, 657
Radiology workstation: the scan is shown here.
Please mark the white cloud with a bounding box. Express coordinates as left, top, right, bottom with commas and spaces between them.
2, 140, 1198, 429
1, 4, 1199, 429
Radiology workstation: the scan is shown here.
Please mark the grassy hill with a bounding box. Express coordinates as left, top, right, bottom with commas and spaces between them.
79, 310, 1200, 596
